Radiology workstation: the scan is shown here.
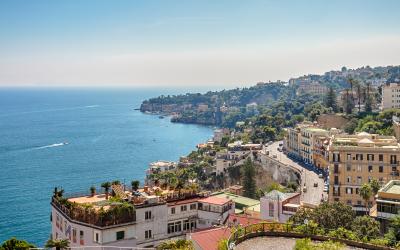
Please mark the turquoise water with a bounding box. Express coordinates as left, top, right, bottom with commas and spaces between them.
0, 88, 213, 246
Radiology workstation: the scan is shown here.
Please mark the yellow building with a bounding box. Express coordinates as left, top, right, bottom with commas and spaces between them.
328, 132, 400, 213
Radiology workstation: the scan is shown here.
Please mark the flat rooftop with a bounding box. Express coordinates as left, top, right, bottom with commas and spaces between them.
212, 192, 260, 207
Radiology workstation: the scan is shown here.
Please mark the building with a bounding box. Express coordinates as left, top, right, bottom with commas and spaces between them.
212, 128, 230, 143
285, 122, 329, 165
145, 161, 177, 183
211, 191, 260, 216
296, 82, 328, 96
328, 132, 400, 212
313, 135, 330, 170
393, 116, 400, 141
371, 180, 400, 232
382, 83, 400, 110
260, 190, 301, 223
51, 186, 234, 249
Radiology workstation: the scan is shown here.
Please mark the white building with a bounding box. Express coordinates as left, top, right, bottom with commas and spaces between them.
260, 190, 301, 223
382, 83, 400, 110
51, 187, 234, 249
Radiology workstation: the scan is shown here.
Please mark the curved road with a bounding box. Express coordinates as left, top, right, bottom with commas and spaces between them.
264, 141, 325, 206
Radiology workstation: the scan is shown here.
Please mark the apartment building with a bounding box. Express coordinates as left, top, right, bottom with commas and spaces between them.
296, 82, 328, 96
51, 186, 234, 249
328, 132, 400, 212
382, 83, 400, 110
371, 180, 400, 232
285, 122, 329, 165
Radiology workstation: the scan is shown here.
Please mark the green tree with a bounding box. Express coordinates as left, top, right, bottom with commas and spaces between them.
351, 216, 380, 240
131, 180, 140, 191
365, 82, 373, 113
325, 87, 338, 112
45, 239, 69, 250
242, 158, 256, 198
359, 183, 372, 213
90, 186, 96, 197
157, 239, 194, 250
385, 214, 400, 246
370, 179, 381, 196
1, 238, 36, 250
101, 182, 111, 200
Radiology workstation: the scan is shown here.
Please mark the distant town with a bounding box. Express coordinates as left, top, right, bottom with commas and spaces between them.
24, 65, 399, 250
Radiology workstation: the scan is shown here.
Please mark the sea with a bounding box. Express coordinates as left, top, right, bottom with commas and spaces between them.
0, 88, 213, 246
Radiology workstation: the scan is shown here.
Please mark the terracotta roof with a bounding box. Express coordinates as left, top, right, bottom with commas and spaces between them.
190, 227, 231, 250
226, 214, 264, 226
199, 196, 230, 205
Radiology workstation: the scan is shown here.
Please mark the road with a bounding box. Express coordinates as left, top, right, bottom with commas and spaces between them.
264, 141, 325, 206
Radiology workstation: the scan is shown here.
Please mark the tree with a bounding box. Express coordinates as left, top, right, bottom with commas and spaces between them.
1, 237, 36, 250
356, 83, 362, 113
111, 180, 120, 185
290, 202, 355, 230
359, 183, 372, 213
157, 239, 194, 250
101, 182, 111, 200
370, 179, 381, 196
385, 214, 400, 246
343, 89, 353, 114
90, 186, 96, 197
131, 180, 140, 191
242, 158, 256, 198
45, 239, 69, 250
365, 82, 373, 113
325, 87, 338, 112
351, 216, 380, 240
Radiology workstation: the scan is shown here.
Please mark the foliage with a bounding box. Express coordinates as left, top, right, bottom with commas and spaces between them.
370, 179, 381, 195
242, 158, 256, 198
385, 214, 400, 246
217, 238, 228, 250
325, 87, 338, 112
327, 227, 357, 241
131, 180, 140, 191
90, 186, 96, 196
265, 182, 285, 193
156, 239, 194, 250
359, 183, 372, 211
45, 239, 70, 250
294, 238, 344, 250
351, 216, 380, 240
0, 238, 36, 250
290, 202, 355, 230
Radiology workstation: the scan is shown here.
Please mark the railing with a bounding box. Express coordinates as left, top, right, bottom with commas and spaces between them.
31, 247, 154, 250
226, 222, 394, 250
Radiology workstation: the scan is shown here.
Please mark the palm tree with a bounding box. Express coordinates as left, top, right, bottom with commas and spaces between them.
90, 186, 96, 197
45, 239, 69, 250
101, 182, 111, 200
370, 179, 381, 196
359, 183, 372, 213
131, 180, 140, 192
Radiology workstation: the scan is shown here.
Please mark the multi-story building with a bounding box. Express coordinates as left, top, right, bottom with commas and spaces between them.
51, 185, 234, 249
296, 82, 328, 96
260, 190, 301, 223
382, 82, 400, 110
328, 132, 400, 212
285, 122, 329, 165
370, 180, 400, 232
145, 161, 177, 184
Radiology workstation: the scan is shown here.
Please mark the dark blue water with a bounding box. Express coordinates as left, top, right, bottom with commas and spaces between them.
0, 88, 213, 246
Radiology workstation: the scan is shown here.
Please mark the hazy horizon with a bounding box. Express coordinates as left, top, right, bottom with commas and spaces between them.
1, 0, 400, 87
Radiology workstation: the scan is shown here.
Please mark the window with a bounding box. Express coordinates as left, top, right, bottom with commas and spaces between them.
379, 154, 384, 162
174, 221, 182, 232
347, 176, 351, 183
347, 154, 351, 161
346, 164, 351, 171
357, 200, 362, 205
145, 230, 152, 239
334, 176, 339, 185
80, 231, 84, 245
72, 229, 77, 243
367, 154, 374, 161
171, 207, 175, 214
116, 231, 125, 240
145, 211, 152, 220
368, 165, 373, 173
334, 164, 339, 174
391, 155, 397, 164
379, 166, 384, 173
356, 154, 363, 161
333, 153, 340, 162
347, 200, 352, 205
346, 187, 353, 194
268, 202, 274, 217
357, 165, 362, 172
392, 166, 397, 172
357, 176, 362, 184
181, 205, 187, 212
356, 188, 359, 194
190, 203, 197, 210
168, 223, 175, 234
94, 232, 99, 242
183, 220, 190, 231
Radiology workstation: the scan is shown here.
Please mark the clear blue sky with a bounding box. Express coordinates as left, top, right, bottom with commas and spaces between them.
0, 0, 399, 87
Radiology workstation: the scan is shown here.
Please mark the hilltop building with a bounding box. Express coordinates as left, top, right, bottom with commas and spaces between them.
382, 83, 400, 110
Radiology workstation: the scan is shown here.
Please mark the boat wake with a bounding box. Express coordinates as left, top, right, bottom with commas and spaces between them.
35, 142, 68, 150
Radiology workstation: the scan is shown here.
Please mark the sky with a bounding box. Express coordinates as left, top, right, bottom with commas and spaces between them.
0, 0, 400, 88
